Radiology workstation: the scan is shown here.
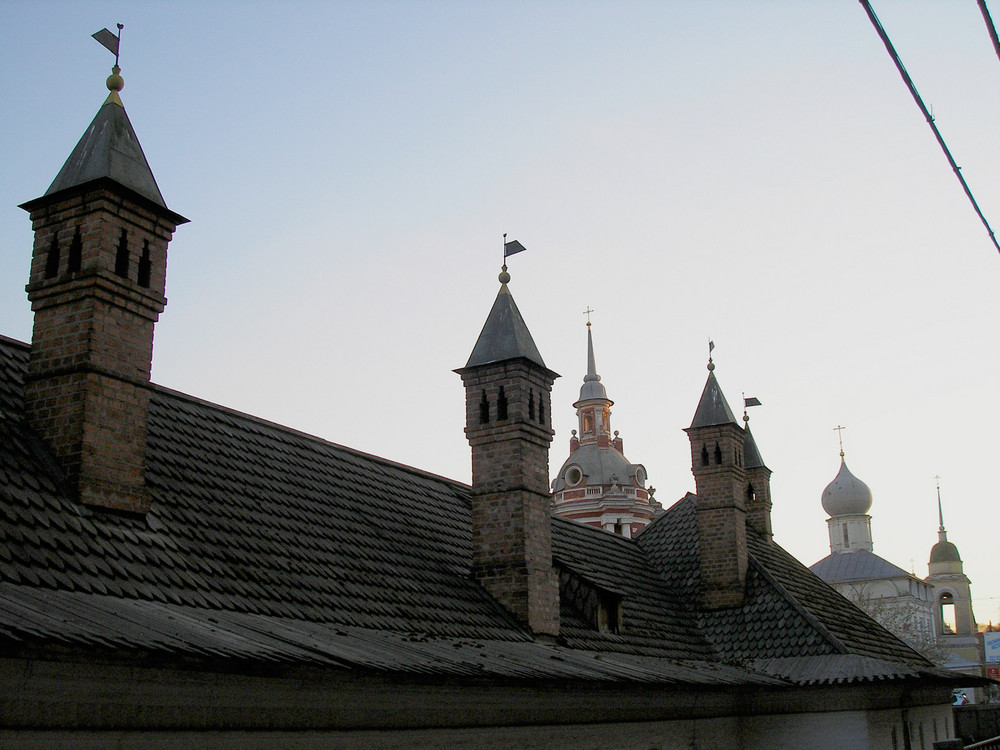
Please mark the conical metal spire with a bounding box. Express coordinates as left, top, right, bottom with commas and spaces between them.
464, 268, 547, 369
577, 320, 609, 402
936, 476, 947, 541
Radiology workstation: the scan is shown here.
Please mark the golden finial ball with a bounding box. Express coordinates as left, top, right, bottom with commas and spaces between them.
498, 270, 511, 284
107, 66, 124, 92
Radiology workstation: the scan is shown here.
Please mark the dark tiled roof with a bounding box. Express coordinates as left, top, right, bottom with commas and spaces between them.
0, 335, 755, 684
637, 495, 930, 675
811, 549, 914, 584
0, 335, 945, 687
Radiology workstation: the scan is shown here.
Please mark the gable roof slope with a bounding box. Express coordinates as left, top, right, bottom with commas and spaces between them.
0, 335, 764, 685
637, 495, 935, 684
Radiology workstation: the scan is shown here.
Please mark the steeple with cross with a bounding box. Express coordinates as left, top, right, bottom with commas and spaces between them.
550, 308, 661, 537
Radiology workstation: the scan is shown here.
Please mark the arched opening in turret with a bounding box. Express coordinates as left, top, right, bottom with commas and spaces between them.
538, 394, 545, 425
44, 233, 60, 279
497, 386, 508, 420
713, 442, 722, 465
939, 592, 956, 634
114, 228, 129, 278
700, 444, 709, 467
746, 483, 755, 504
67, 227, 82, 273
528, 391, 535, 421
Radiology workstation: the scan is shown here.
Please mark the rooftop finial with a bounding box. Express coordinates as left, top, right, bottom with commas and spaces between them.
500, 233, 526, 284
834, 424, 847, 458
707, 339, 715, 371
93, 25, 125, 103
583, 306, 594, 328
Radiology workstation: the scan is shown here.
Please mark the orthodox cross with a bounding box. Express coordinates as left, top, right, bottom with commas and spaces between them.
834, 424, 847, 457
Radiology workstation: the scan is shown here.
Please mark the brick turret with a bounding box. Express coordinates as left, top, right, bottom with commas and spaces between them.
684, 359, 747, 610
18, 65, 187, 514
742, 422, 773, 543
456, 267, 559, 635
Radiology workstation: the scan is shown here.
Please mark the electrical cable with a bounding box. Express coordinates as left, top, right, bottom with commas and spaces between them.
860, 0, 999, 255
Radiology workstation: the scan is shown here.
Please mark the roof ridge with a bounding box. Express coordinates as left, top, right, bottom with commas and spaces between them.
148, 381, 472, 493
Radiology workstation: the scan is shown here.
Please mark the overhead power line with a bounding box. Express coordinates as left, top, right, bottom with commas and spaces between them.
978, 0, 1000, 66
860, 0, 1000, 256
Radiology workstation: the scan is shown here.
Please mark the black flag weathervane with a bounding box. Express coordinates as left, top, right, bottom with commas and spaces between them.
92, 24, 124, 65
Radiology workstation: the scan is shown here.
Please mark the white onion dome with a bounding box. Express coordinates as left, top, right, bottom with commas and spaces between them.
821, 458, 872, 517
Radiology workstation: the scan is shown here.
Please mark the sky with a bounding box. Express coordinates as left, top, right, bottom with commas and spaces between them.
1, 1, 998, 623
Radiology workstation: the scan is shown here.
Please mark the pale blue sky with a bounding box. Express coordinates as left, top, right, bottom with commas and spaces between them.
2, 1, 999, 620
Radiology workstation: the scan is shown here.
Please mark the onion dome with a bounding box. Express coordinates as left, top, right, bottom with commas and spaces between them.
821, 459, 872, 517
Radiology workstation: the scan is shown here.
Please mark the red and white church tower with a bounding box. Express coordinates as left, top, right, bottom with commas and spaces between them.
551, 321, 661, 537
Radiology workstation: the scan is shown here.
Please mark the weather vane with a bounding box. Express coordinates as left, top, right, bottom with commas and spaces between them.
92, 24, 124, 66
499, 233, 526, 284
742, 392, 761, 425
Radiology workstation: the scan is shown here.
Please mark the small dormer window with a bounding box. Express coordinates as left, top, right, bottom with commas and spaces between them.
559, 567, 623, 635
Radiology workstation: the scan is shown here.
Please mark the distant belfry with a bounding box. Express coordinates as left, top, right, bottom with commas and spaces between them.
550, 321, 660, 537
925, 482, 981, 678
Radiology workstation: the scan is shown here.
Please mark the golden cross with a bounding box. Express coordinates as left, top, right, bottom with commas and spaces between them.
834, 425, 847, 456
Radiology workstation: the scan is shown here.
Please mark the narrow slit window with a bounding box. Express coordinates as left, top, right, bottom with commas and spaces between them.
700, 444, 710, 467
538, 394, 545, 425
68, 227, 82, 273
44, 233, 60, 278
713, 442, 722, 465
479, 390, 489, 424
497, 386, 508, 420
137, 239, 151, 288
528, 391, 536, 421
114, 228, 129, 278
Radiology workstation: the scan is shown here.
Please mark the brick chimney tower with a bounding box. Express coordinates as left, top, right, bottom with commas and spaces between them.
683, 355, 748, 610
456, 263, 560, 635
741, 420, 773, 543
18, 63, 187, 514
